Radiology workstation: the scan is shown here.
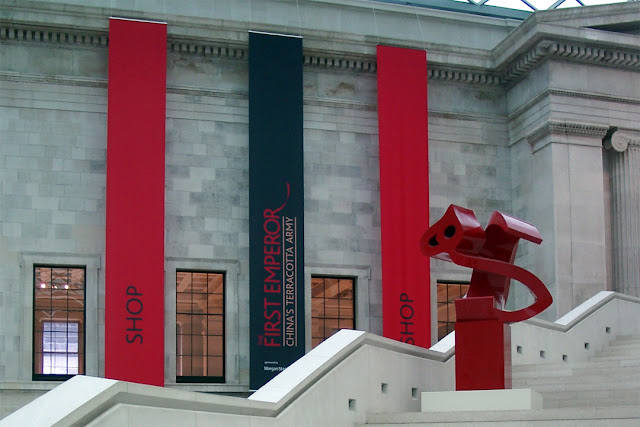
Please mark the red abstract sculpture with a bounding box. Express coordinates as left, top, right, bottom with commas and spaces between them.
420, 205, 552, 390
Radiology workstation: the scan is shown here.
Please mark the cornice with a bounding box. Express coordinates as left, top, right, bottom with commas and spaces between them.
0, 24, 108, 47
427, 67, 501, 85
0, 21, 504, 84
502, 39, 640, 85
2, 18, 640, 87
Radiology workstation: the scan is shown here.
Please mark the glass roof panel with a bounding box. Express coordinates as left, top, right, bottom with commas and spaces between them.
451, 0, 629, 11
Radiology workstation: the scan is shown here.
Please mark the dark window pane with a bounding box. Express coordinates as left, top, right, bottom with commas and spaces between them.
311, 320, 324, 339
311, 298, 324, 318
207, 274, 223, 294
192, 273, 208, 294
51, 289, 67, 310
325, 319, 340, 338
339, 279, 353, 299
311, 277, 325, 298
207, 293, 223, 315
176, 271, 225, 381
438, 322, 449, 340
35, 268, 51, 287
208, 356, 223, 377
192, 294, 207, 314
176, 292, 191, 314
177, 314, 192, 335
33, 331, 43, 353
324, 278, 339, 298
176, 272, 191, 293
34, 288, 51, 309
191, 315, 206, 336
339, 299, 354, 318
191, 335, 205, 355
446, 302, 456, 322
67, 311, 84, 326
207, 335, 224, 357
67, 290, 84, 311
191, 356, 205, 376
177, 334, 191, 356
70, 269, 84, 290
339, 318, 353, 329
179, 356, 192, 376
207, 315, 223, 335
311, 277, 356, 348
436, 283, 448, 304
325, 299, 339, 319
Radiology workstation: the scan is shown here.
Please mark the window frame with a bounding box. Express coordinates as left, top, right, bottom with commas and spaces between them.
20, 253, 100, 383
32, 264, 87, 381
305, 265, 370, 351
310, 275, 357, 348
165, 258, 240, 389
175, 269, 226, 384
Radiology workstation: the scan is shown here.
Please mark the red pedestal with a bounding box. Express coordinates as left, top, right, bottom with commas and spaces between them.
454, 296, 512, 391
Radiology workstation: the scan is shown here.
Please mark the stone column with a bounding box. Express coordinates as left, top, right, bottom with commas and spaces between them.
606, 129, 640, 297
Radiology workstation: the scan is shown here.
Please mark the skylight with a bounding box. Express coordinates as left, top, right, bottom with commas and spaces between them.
449, 0, 631, 11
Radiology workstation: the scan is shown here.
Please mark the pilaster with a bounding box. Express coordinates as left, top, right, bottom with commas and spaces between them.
520, 122, 609, 318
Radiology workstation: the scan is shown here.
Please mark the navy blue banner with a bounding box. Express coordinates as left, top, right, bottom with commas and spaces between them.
249, 31, 305, 390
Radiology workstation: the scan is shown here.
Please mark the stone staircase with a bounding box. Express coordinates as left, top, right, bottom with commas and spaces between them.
361, 334, 640, 426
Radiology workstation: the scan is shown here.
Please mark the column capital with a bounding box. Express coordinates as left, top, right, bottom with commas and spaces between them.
604, 129, 640, 153
526, 121, 609, 153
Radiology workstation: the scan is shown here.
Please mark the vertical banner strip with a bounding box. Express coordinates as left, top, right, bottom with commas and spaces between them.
106, 18, 167, 386
377, 45, 430, 348
249, 31, 305, 390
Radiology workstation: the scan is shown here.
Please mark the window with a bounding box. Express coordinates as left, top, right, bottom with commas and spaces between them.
311, 276, 355, 348
33, 266, 85, 380
176, 271, 224, 383
437, 281, 470, 341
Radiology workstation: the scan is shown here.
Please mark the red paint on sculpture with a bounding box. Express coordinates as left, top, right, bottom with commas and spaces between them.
420, 205, 552, 390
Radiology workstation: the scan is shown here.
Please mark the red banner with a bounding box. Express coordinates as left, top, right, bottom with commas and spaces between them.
106, 18, 167, 386
377, 45, 430, 348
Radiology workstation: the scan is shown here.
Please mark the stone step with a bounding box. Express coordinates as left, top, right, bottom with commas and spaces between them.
541, 389, 640, 408
514, 369, 640, 385
596, 345, 640, 354
511, 365, 574, 378
569, 359, 640, 370
362, 406, 640, 426
592, 355, 640, 363
515, 379, 640, 393
599, 341, 640, 348
513, 359, 640, 376
544, 396, 640, 409
608, 335, 640, 343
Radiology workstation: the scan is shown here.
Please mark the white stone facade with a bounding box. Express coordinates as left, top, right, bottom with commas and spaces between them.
1, 0, 640, 417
